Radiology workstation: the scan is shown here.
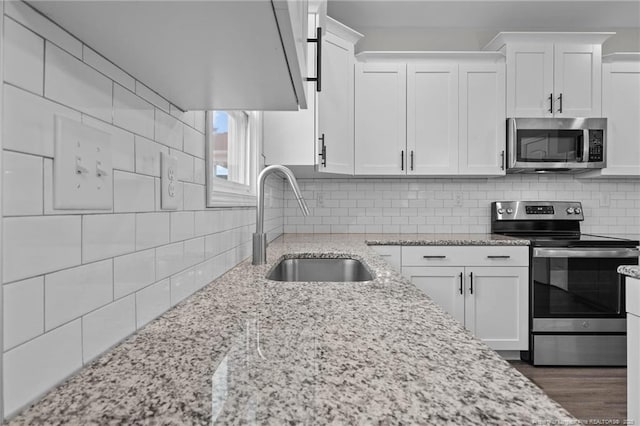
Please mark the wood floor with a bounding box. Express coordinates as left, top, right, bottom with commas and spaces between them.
510, 361, 627, 422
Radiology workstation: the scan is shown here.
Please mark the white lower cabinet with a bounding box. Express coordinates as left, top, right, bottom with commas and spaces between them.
626, 276, 640, 423
401, 246, 529, 351
369, 245, 401, 272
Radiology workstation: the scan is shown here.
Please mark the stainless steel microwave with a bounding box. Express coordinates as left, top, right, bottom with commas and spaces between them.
506, 117, 606, 173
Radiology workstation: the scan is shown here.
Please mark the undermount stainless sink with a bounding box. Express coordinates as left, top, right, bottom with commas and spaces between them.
266, 257, 373, 282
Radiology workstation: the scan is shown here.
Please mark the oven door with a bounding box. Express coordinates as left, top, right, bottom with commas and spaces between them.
531, 247, 640, 332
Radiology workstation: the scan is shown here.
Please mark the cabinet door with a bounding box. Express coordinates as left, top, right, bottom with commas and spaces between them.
354, 62, 407, 175
407, 63, 459, 175
402, 266, 465, 324
628, 312, 640, 424
554, 44, 602, 117
601, 60, 640, 176
369, 245, 401, 272
464, 267, 529, 350
317, 31, 355, 174
506, 44, 554, 117
458, 63, 506, 175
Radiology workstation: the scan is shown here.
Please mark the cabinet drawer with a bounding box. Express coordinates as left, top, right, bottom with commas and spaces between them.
402, 246, 529, 267
627, 277, 640, 316
370, 245, 401, 271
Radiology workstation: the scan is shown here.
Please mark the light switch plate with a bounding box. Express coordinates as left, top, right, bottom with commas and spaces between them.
54, 116, 112, 209
161, 152, 179, 210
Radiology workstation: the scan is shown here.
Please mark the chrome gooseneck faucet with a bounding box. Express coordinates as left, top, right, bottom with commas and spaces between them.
253, 165, 309, 265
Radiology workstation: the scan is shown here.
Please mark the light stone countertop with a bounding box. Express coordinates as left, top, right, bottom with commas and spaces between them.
363, 233, 530, 246
619, 265, 640, 279
7, 234, 572, 425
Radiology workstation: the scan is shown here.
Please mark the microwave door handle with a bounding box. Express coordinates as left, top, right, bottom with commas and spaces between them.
508, 119, 517, 168
580, 130, 590, 162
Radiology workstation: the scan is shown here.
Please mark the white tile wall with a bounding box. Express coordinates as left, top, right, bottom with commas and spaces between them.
113, 249, 156, 299
82, 214, 135, 262
3, 277, 44, 350
82, 295, 136, 363
3, 151, 43, 216
3, 320, 82, 418
1, 2, 284, 419
3, 216, 82, 283
44, 42, 112, 122
284, 176, 640, 235
4, 17, 44, 94
135, 279, 170, 328
44, 260, 113, 330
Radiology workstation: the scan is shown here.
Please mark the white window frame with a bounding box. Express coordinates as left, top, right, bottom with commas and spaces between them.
206, 110, 261, 207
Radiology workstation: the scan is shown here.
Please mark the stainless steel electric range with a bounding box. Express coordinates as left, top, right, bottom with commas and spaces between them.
491, 201, 640, 366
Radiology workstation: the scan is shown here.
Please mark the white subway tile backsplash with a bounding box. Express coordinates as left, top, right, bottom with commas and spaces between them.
82, 214, 135, 263
3, 277, 44, 350
183, 126, 205, 159
5, 0, 82, 59
3, 151, 43, 216
3, 216, 81, 283
82, 46, 135, 92
82, 295, 136, 363
155, 109, 183, 150
114, 170, 155, 213
195, 211, 216, 236
44, 43, 112, 122
156, 242, 184, 279
135, 279, 170, 328
81, 115, 135, 172
4, 17, 44, 94
170, 149, 195, 182
183, 183, 205, 211
194, 111, 206, 133
44, 259, 113, 330
193, 158, 205, 185
135, 136, 168, 177
114, 249, 156, 299
170, 268, 196, 306
135, 212, 170, 250
3, 320, 82, 418
184, 237, 205, 267
3, 84, 81, 157
113, 84, 154, 139
170, 211, 195, 242
135, 81, 170, 112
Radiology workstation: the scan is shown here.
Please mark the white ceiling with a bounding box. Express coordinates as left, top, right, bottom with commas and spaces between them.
327, 0, 640, 31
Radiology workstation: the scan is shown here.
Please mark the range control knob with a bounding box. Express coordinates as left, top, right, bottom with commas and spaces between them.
574, 207, 582, 214
566, 207, 575, 214
497, 208, 505, 214
506, 208, 514, 215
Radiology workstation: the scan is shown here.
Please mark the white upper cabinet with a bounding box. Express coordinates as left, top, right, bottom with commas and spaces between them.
586, 53, 640, 177
485, 32, 613, 118
30, 0, 310, 110
355, 63, 407, 175
407, 63, 459, 175
317, 19, 362, 175
354, 53, 506, 176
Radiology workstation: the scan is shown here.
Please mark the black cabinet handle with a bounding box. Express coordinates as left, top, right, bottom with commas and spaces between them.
401, 150, 404, 171
500, 150, 505, 171
305, 27, 322, 92
469, 272, 474, 294
548, 93, 554, 113
487, 255, 510, 259
423, 255, 446, 259
459, 272, 463, 295
558, 93, 563, 113
410, 150, 414, 171
318, 133, 326, 167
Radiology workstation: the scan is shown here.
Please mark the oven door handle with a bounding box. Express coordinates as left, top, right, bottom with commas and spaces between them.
533, 247, 640, 258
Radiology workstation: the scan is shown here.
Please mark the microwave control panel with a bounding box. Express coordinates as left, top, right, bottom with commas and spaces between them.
588, 130, 604, 162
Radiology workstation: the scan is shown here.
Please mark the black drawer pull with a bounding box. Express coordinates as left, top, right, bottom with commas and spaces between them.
458, 272, 463, 295
423, 255, 446, 259
487, 255, 511, 259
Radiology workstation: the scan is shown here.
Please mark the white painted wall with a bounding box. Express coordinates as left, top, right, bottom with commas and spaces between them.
1, 1, 284, 419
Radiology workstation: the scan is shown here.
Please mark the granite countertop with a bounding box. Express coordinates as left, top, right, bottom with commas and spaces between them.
619, 265, 640, 279
8, 234, 572, 425
363, 233, 530, 246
